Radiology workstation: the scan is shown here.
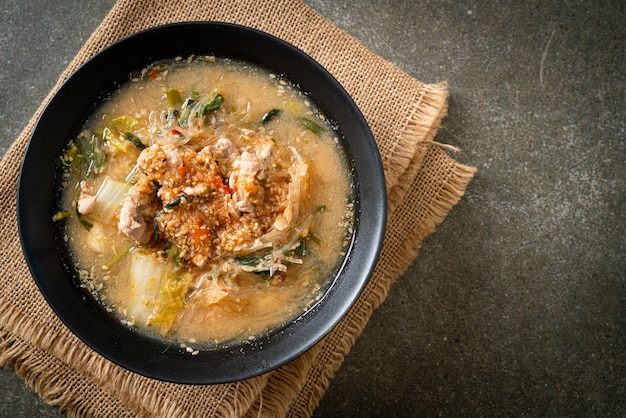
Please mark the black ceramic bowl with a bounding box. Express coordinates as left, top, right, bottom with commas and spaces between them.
17, 22, 386, 384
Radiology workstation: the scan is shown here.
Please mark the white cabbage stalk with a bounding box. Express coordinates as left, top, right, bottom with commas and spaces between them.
90, 176, 130, 226
84, 221, 109, 253
128, 251, 167, 327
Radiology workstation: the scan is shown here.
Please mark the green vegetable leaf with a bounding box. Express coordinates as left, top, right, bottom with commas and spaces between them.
75, 132, 107, 178
260, 108, 281, 125
75, 206, 93, 231
200, 94, 224, 116
166, 88, 183, 107
308, 232, 321, 245
103, 244, 133, 270
52, 211, 71, 222
294, 236, 309, 257
144, 217, 161, 248
164, 194, 189, 210
234, 254, 264, 267
297, 117, 324, 136
124, 132, 147, 150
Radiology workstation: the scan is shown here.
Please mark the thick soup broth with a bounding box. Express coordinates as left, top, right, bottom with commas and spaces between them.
58, 57, 353, 348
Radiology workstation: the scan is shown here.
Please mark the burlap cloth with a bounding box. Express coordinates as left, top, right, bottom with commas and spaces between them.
0, 0, 476, 416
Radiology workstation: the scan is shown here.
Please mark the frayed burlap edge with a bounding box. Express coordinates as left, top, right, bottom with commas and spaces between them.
0, 331, 134, 417
386, 82, 449, 214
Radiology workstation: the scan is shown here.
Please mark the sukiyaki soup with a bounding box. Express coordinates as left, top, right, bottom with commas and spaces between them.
55, 56, 355, 348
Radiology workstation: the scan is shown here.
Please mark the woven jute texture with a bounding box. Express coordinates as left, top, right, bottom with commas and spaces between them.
0, 0, 476, 416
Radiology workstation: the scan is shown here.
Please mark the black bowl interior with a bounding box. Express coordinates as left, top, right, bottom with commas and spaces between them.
17, 22, 386, 384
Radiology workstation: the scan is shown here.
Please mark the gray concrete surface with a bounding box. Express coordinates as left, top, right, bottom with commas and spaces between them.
1, 1, 624, 416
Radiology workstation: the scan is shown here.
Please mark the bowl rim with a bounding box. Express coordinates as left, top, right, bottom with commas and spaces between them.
17, 21, 387, 384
